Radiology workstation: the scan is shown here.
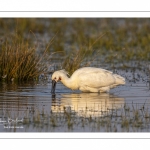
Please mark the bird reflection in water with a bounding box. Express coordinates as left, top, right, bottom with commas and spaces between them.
51, 93, 124, 117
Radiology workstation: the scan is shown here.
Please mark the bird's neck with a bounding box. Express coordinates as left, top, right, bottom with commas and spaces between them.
61, 75, 78, 90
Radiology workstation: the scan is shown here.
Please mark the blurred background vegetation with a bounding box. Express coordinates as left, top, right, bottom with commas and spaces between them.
0, 18, 150, 80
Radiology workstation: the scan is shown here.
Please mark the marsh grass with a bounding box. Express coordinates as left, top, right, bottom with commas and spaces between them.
62, 47, 90, 75
62, 33, 105, 75
0, 32, 52, 82
2, 102, 150, 132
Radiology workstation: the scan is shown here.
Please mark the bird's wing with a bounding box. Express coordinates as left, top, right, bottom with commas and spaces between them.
77, 69, 115, 88
72, 67, 113, 76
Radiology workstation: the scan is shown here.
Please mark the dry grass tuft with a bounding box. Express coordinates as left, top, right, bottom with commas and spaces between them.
0, 32, 52, 82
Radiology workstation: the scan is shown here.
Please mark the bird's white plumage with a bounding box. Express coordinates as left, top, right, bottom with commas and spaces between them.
51, 67, 125, 93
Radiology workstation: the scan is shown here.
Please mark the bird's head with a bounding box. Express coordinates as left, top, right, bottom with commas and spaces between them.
51, 69, 69, 94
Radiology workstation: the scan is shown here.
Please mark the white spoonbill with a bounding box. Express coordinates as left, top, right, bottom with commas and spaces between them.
51, 67, 125, 93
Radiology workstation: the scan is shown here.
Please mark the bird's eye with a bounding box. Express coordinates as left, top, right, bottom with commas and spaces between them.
54, 77, 56, 79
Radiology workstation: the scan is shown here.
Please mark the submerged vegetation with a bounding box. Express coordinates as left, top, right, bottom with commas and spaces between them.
2, 98, 150, 132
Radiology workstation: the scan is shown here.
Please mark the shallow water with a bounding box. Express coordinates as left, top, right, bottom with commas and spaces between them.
0, 68, 150, 132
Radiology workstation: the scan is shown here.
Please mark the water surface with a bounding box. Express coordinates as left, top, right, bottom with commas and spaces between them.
0, 69, 150, 132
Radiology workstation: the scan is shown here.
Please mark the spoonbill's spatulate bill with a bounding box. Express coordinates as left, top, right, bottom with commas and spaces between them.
51, 67, 125, 93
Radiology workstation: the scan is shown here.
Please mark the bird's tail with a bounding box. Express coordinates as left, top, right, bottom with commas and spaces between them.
113, 74, 125, 85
